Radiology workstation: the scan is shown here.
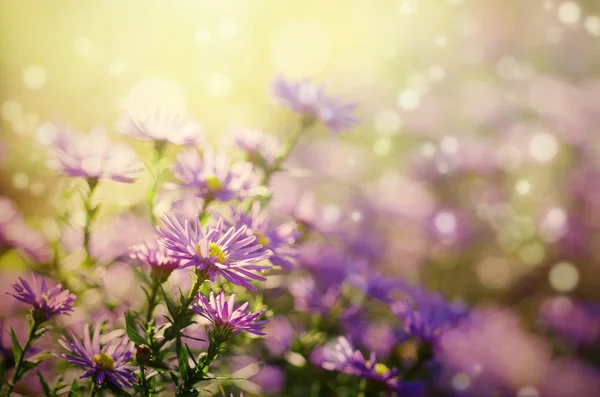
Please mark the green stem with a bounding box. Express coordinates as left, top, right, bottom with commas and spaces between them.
139, 365, 150, 397
147, 141, 167, 225
83, 179, 98, 267
145, 279, 161, 324
262, 116, 314, 185
5, 320, 40, 395
177, 269, 207, 319
89, 380, 99, 397
156, 269, 208, 351
201, 339, 223, 371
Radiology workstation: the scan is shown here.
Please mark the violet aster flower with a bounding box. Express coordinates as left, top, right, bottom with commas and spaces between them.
10, 275, 75, 321
229, 202, 298, 270
0, 196, 52, 263
193, 290, 266, 338
115, 110, 205, 147
156, 214, 270, 290
230, 127, 281, 167
129, 241, 181, 283
320, 336, 424, 395
270, 75, 359, 133
57, 324, 136, 387
38, 122, 142, 183
169, 148, 261, 202
391, 289, 468, 343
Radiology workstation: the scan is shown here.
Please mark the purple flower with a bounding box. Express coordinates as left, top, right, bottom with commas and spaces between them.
129, 241, 181, 283
274, 192, 341, 235
115, 110, 205, 147
391, 288, 468, 343
193, 290, 266, 336
229, 202, 298, 270
230, 127, 281, 166
437, 308, 552, 392
0, 196, 52, 263
157, 214, 270, 290
10, 275, 75, 321
38, 122, 142, 183
263, 316, 296, 357
169, 148, 261, 202
57, 324, 136, 387
271, 75, 359, 133
251, 365, 285, 394
320, 336, 424, 395
539, 297, 600, 345
289, 276, 339, 314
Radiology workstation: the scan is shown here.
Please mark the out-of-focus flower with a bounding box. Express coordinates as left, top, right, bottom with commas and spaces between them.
539, 296, 600, 345
0, 196, 52, 263
355, 272, 417, 304
230, 127, 281, 167
129, 241, 181, 283
540, 358, 600, 397
437, 308, 552, 392
169, 148, 261, 202
157, 215, 270, 290
320, 336, 424, 395
263, 316, 295, 357
275, 192, 340, 235
193, 291, 266, 338
10, 275, 75, 321
289, 277, 339, 314
57, 324, 136, 387
251, 365, 285, 394
115, 110, 205, 147
391, 288, 468, 343
38, 122, 141, 183
271, 76, 359, 133
229, 202, 298, 270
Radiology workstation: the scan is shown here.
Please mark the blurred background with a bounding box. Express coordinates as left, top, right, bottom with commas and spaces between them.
2, 0, 600, 355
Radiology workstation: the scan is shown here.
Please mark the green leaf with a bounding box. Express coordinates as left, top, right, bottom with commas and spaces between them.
29, 351, 54, 363
160, 285, 178, 317
10, 326, 22, 363
176, 339, 189, 380
67, 379, 81, 397
125, 312, 147, 346
37, 370, 53, 396
184, 343, 199, 368
169, 372, 180, 386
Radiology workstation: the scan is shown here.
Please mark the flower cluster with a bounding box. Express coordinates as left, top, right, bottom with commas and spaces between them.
5, 10, 600, 395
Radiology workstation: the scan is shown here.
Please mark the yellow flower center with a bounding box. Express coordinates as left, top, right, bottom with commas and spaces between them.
93, 353, 115, 371
206, 175, 223, 192
374, 363, 390, 376
209, 242, 227, 263
256, 232, 269, 247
